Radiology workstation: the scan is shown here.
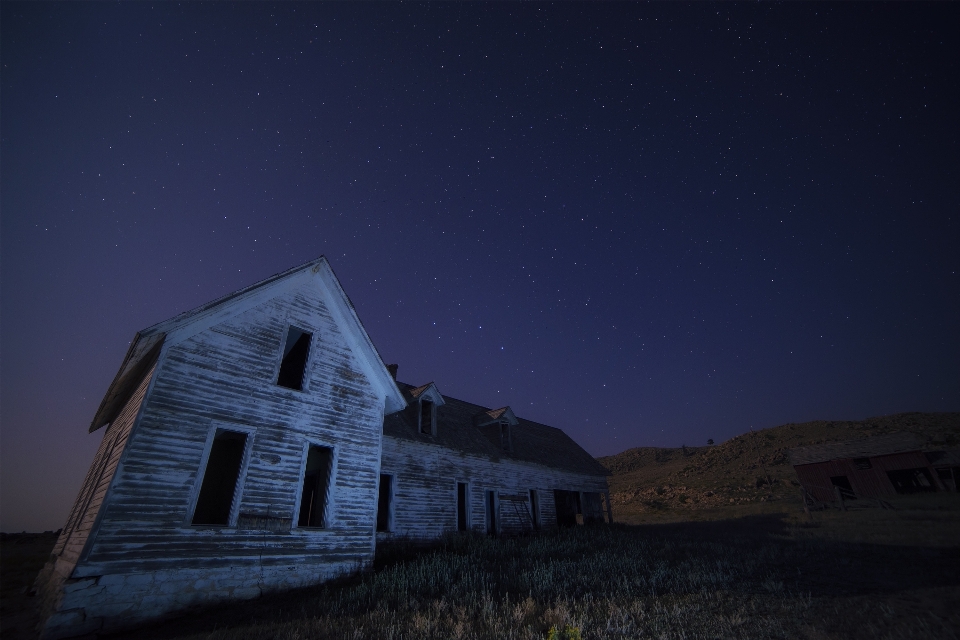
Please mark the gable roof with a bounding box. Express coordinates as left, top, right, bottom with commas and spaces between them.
383, 382, 608, 477
789, 432, 925, 466
89, 257, 406, 432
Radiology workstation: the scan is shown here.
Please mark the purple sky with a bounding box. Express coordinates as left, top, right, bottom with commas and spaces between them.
2, 3, 958, 532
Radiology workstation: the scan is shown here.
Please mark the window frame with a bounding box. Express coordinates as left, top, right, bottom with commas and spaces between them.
376, 473, 395, 533
185, 423, 256, 529
419, 398, 436, 436
499, 420, 512, 451
485, 489, 500, 536
292, 439, 338, 531
274, 324, 316, 392
456, 480, 471, 532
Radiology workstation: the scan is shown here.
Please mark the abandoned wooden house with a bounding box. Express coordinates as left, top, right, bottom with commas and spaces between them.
790, 432, 960, 503
378, 378, 612, 539
34, 257, 611, 639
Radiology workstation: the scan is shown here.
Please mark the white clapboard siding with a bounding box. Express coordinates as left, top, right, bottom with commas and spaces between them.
76, 289, 384, 577
380, 436, 609, 539
51, 362, 157, 570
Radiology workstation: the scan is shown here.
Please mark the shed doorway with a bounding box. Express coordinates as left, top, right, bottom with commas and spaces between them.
554, 489, 580, 527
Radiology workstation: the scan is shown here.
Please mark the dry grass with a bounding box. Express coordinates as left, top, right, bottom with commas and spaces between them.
96, 499, 960, 640
4, 502, 959, 640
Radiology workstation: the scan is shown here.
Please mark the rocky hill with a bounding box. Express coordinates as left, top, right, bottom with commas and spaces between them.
597, 412, 960, 519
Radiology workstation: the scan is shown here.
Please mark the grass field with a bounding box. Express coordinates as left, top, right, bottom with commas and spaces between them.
4, 413, 957, 639
5, 496, 958, 640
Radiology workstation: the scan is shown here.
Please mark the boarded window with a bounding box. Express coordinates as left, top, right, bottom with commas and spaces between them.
298, 445, 333, 528
277, 326, 312, 390
457, 482, 469, 531
419, 399, 434, 435
376, 474, 392, 532
887, 468, 937, 494
853, 458, 872, 470
529, 489, 540, 530
192, 430, 248, 526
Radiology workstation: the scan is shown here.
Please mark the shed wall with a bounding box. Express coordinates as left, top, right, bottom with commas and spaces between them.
795, 451, 937, 501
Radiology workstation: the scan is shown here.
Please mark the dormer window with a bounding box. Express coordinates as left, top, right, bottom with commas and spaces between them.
475, 406, 518, 453
499, 421, 512, 451
277, 326, 311, 390
419, 399, 435, 435
409, 382, 444, 436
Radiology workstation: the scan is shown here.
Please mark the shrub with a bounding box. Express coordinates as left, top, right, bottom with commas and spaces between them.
547, 624, 583, 640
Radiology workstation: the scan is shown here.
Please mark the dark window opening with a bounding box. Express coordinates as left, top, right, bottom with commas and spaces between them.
887, 468, 937, 494
376, 474, 392, 532
192, 430, 248, 526
457, 482, 468, 531
499, 422, 511, 451
529, 489, 540, 530
829, 475, 856, 500
419, 399, 433, 435
853, 457, 872, 470
486, 490, 498, 536
298, 445, 333, 528
277, 327, 312, 390
948, 467, 960, 492
554, 489, 580, 527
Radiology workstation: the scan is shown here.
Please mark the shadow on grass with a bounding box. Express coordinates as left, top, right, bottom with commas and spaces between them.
93, 512, 960, 639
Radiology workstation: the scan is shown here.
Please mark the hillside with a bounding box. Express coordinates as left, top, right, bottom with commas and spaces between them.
598, 412, 960, 521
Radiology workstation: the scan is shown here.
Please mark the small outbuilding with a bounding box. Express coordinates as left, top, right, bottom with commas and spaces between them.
790, 432, 959, 503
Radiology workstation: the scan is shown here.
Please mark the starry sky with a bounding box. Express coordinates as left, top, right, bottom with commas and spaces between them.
2, 3, 958, 532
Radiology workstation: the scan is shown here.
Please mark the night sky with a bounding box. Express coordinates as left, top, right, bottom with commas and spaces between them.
2, 3, 958, 532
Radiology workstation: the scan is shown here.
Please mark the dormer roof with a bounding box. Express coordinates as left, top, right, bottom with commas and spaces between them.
383, 382, 608, 477
474, 406, 518, 427
408, 382, 445, 406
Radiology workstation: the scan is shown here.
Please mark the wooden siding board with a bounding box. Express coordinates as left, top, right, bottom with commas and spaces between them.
78, 288, 384, 578
380, 436, 608, 539
50, 363, 157, 570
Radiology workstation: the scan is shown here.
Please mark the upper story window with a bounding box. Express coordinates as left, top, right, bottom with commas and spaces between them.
419, 399, 435, 435
409, 382, 444, 436
499, 421, 512, 451
277, 326, 312, 390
